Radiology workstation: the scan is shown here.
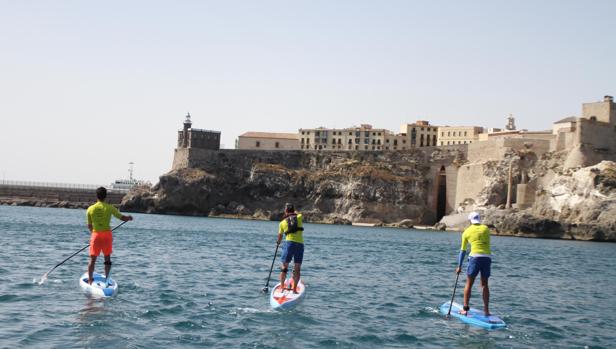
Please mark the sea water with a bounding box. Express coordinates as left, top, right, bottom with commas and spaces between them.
1, 205, 615, 348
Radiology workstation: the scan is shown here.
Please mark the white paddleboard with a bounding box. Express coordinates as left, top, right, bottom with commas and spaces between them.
270, 279, 305, 310
440, 301, 506, 329
79, 272, 118, 298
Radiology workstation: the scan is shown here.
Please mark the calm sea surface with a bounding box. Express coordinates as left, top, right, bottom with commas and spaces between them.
1, 205, 615, 348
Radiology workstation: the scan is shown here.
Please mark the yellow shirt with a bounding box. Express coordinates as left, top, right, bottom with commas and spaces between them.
279, 213, 304, 244
460, 224, 491, 256
87, 201, 123, 232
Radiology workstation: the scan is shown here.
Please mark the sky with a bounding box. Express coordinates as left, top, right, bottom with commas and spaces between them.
1, 0, 614, 185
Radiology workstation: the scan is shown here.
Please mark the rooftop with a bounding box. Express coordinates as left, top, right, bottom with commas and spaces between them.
239, 132, 299, 140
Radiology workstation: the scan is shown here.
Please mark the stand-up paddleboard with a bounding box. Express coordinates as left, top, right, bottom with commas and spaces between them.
440, 302, 506, 329
79, 272, 118, 298
270, 279, 305, 310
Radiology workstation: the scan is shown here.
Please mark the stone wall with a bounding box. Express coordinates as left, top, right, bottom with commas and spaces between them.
0, 185, 126, 205
467, 138, 551, 163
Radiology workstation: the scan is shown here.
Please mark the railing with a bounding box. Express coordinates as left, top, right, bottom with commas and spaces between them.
0, 180, 130, 193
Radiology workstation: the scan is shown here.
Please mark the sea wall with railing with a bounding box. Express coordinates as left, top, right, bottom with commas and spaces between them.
0, 180, 127, 208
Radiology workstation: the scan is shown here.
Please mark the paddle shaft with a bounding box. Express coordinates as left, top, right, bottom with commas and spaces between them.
447, 272, 461, 316
263, 242, 280, 291
43, 220, 128, 278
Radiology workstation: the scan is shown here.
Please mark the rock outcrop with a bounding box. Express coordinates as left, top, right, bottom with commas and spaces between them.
122, 150, 438, 226
448, 160, 616, 241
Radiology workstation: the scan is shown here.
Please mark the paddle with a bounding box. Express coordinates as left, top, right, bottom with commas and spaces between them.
446, 271, 461, 317
38, 221, 128, 284
261, 242, 280, 293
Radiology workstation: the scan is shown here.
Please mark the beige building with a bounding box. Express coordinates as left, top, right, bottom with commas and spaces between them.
438, 126, 484, 146
299, 121, 438, 151
399, 120, 439, 147
299, 124, 389, 151
237, 132, 299, 150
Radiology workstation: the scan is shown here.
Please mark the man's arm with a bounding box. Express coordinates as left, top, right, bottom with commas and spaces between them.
455, 233, 468, 274
86, 210, 93, 233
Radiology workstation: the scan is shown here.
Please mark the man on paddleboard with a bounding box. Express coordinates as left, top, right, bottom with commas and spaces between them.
86, 187, 133, 284
277, 203, 304, 294
455, 211, 492, 316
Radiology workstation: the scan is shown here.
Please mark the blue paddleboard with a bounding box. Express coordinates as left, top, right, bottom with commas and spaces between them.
440, 302, 506, 329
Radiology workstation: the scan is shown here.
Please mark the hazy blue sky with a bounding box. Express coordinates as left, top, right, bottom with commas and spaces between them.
1, 1, 614, 184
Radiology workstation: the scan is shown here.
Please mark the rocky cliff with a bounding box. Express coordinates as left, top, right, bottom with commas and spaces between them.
452, 158, 616, 241
121, 149, 461, 226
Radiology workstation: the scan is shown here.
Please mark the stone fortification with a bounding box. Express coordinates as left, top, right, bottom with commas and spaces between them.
123, 147, 465, 226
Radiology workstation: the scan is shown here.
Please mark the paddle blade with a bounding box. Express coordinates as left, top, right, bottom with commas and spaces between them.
37, 273, 49, 285
261, 286, 269, 293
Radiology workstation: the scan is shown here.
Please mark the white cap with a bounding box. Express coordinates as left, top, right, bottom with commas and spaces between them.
468, 212, 481, 224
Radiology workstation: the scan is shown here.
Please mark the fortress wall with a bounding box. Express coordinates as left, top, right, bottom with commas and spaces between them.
502, 138, 552, 157
564, 119, 616, 169
552, 131, 576, 152
577, 119, 616, 152
467, 139, 508, 162
454, 163, 487, 208
467, 138, 552, 163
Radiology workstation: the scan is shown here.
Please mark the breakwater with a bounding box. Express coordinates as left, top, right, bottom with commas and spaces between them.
0, 181, 126, 208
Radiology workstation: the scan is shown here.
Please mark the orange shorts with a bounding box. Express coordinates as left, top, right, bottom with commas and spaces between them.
90, 231, 113, 256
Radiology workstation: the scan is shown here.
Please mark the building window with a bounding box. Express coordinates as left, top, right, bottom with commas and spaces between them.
355, 145, 359, 150
433, 135, 437, 146
348, 139, 352, 144
464, 131, 468, 136
365, 131, 370, 137
448, 131, 451, 136
355, 131, 360, 137
394, 140, 398, 146
301, 138, 305, 144
301, 131, 305, 135
365, 145, 368, 150
441, 132, 444, 136
349, 132, 352, 136
256, 141, 260, 147
275, 142, 280, 148
355, 138, 360, 144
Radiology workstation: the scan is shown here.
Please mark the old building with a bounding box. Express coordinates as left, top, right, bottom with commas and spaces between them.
237, 132, 299, 150
299, 124, 389, 150
177, 113, 221, 150
437, 126, 484, 146
399, 120, 439, 147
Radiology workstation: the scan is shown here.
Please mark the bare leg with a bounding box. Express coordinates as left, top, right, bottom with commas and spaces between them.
88, 256, 97, 284
462, 275, 476, 315
279, 262, 289, 291
480, 276, 490, 316
104, 255, 111, 279
292, 263, 301, 294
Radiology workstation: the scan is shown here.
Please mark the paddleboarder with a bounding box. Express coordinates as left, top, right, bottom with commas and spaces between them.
277, 203, 304, 294
86, 187, 133, 285
455, 211, 492, 316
